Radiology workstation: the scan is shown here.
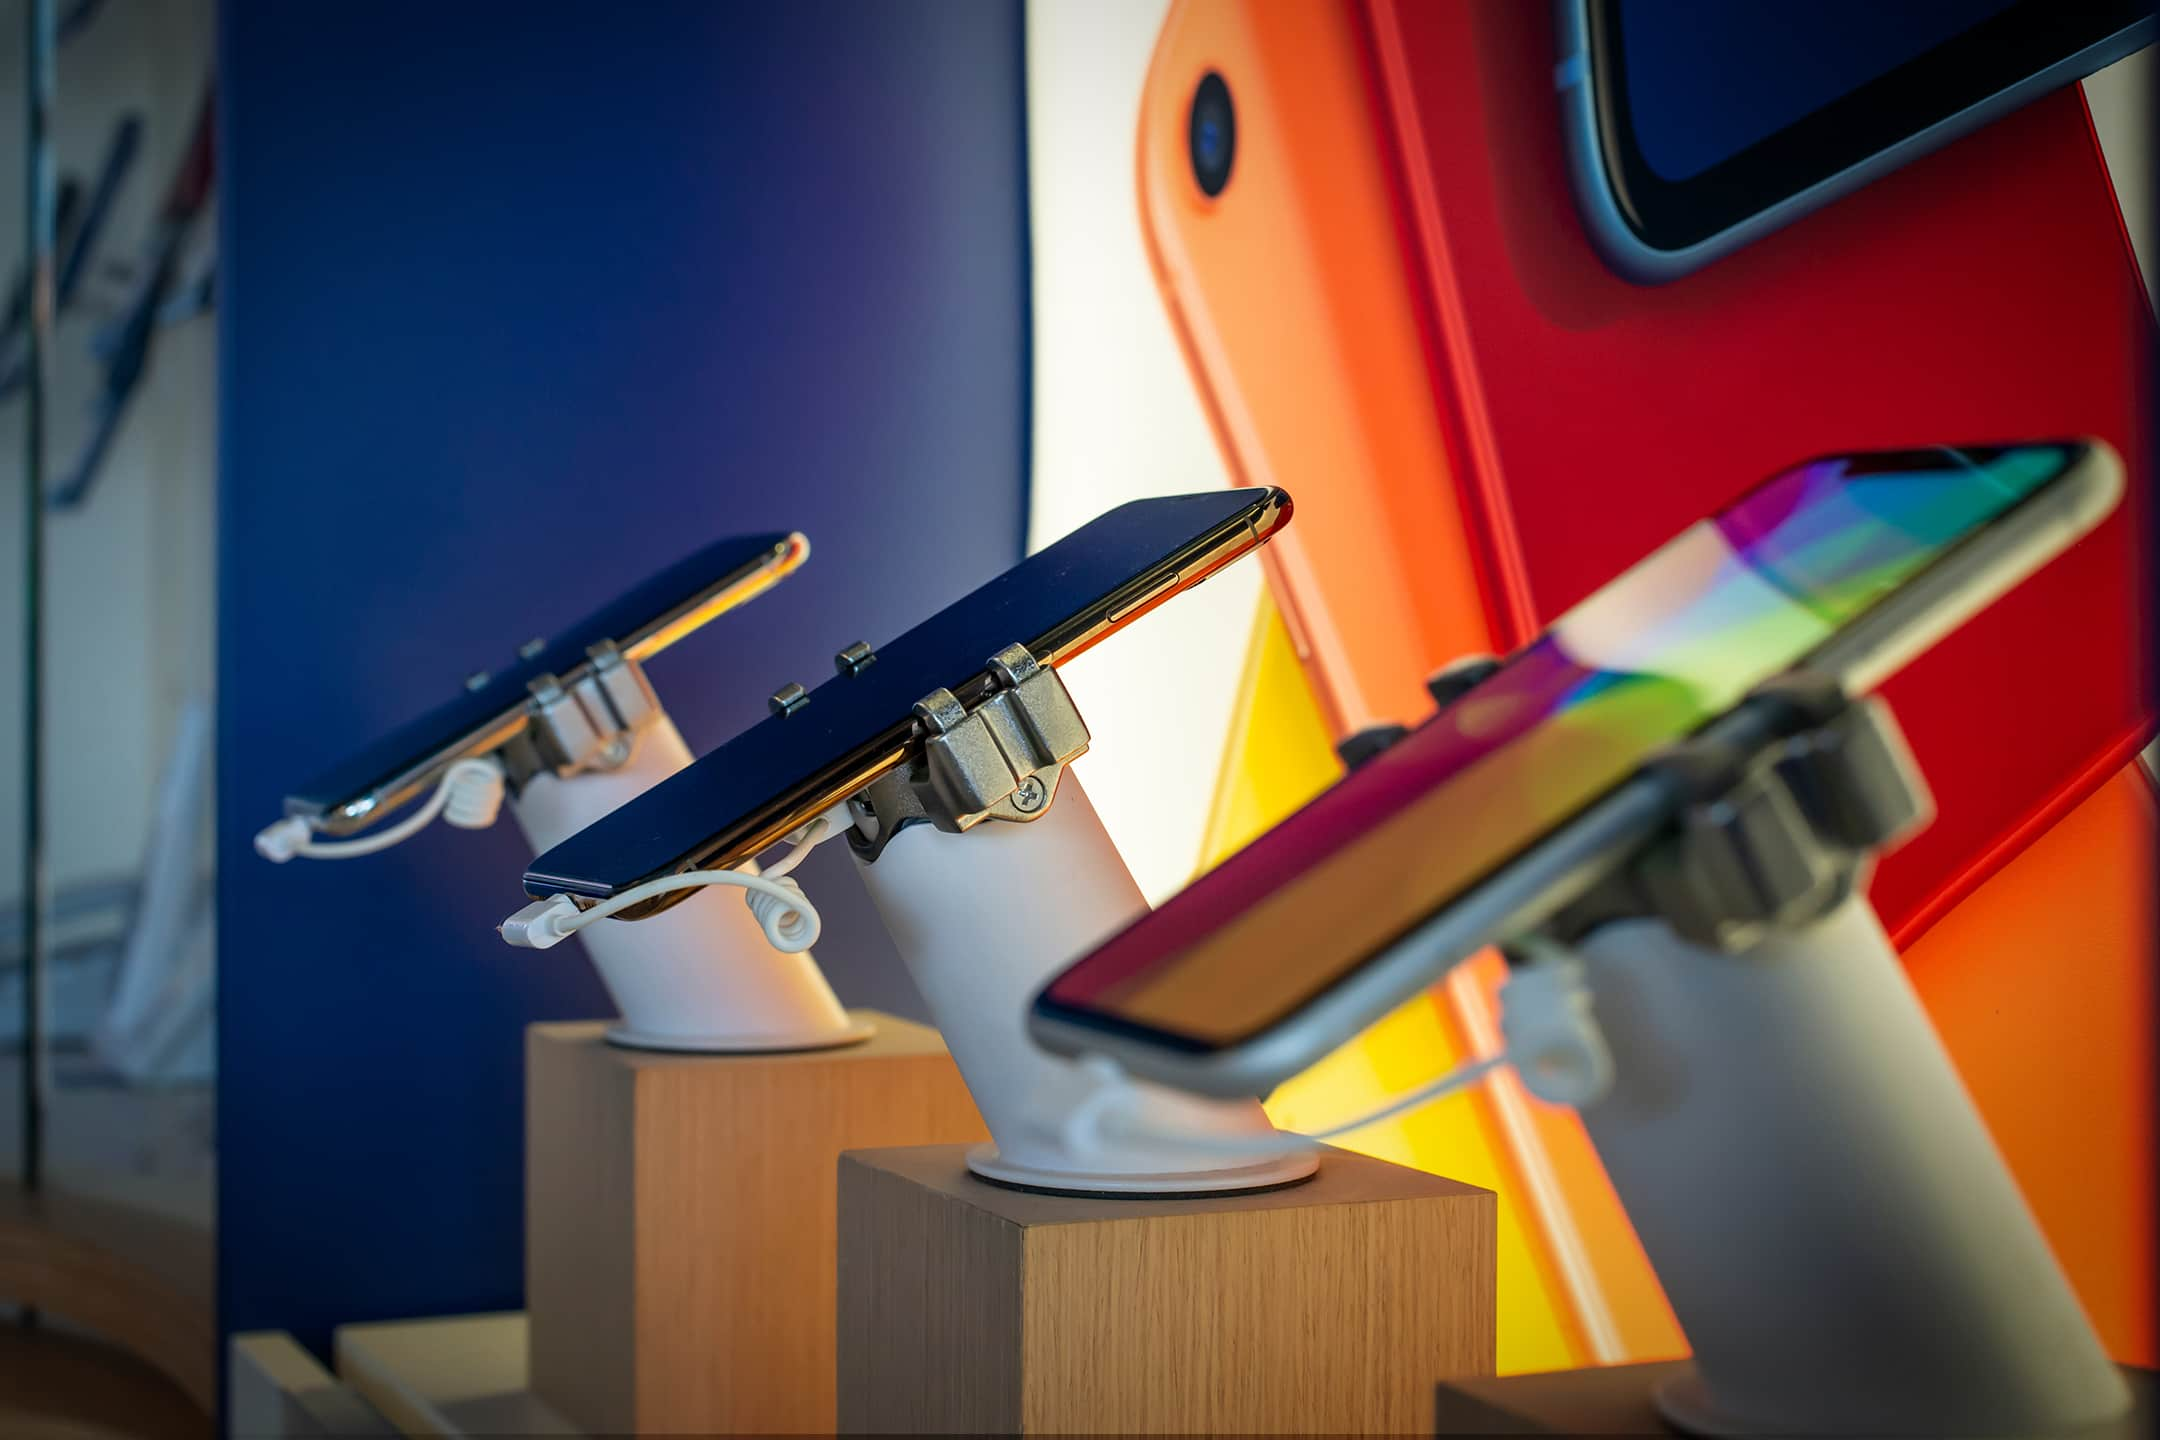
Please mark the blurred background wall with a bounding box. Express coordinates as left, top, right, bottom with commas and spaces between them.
0, 0, 218, 1209
215, 0, 1028, 1356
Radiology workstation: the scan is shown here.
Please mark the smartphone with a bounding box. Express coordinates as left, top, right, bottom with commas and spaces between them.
1561, 1, 2155, 283
1032, 441, 2123, 1097
285, 530, 807, 832
521, 488, 1293, 911
1146, 0, 2151, 946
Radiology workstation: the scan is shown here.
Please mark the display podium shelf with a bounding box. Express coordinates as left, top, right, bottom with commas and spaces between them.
838, 1142, 1496, 1435
1433, 1359, 2156, 1437
334, 1313, 575, 1439
527, 1010, 985, 1434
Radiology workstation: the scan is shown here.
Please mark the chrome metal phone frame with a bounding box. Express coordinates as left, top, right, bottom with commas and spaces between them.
1534, 671, 1930, 953
847, 642, 1092, 862
496, 641, 664, 790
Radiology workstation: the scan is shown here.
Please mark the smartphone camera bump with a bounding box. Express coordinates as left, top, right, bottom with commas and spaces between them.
1188, 71, 1235, 198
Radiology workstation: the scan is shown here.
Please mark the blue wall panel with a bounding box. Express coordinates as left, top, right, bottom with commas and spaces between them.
217, 0, 1027, 1355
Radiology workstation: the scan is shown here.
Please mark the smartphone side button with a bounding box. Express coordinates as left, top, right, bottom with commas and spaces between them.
1107, 572, 1181, 624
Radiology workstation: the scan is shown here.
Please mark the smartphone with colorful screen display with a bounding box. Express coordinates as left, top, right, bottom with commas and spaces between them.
282, 531, 808, 833
1032, 441, 2122, 1097
521, 489, 1292, 913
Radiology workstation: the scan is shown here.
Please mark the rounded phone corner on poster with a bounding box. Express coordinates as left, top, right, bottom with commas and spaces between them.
1553, 0, 2157, 288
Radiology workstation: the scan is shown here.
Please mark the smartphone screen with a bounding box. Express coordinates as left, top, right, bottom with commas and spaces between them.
1583, 0, 2149, 254
522, 488, 1290, 901
288, 531, 804, 821
1617, 1, 2012, 183
1038, 443, 2091, 1051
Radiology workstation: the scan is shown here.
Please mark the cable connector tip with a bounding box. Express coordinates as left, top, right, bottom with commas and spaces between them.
253, 816, 313, 864
500, 895, 580, 950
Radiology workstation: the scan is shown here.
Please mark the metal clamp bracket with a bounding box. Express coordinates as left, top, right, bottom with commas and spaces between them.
500, 641, 664, 787
1543, 673, 1932, 953
849, 642, 1091, 862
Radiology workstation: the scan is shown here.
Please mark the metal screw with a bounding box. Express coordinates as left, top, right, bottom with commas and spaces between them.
834, 641, 876, 677
770, 682, 810, 717
1012, 775, 1047, 813
518, 636, 547, 661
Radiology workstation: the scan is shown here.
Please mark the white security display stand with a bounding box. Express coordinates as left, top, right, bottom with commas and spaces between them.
1495, 678, 2133, 1438
513, 709, 868, 1053
855, 769, 1312, 1194
1574, 897, 2128, 1437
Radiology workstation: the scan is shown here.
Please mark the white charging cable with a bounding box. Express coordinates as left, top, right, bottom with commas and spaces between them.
253, 756, 506, 862
498, 811, 841, 955
500, 867, 822, 954
755, 813, 830, 881
1063, 933, 1612, 1160
1497, 935, 1613, 1108
1063, 1049, 1509, 1159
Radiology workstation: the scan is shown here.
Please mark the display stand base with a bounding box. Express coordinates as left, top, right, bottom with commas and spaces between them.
836, 1143, 1495, 1435
962, 1142, 1314, 1196
1434, 1361, 2154, 1437
525, 1012, 986, 1436
601, 1013, 877, 1053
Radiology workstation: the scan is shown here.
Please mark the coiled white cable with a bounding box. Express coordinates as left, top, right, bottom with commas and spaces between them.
500, 866, 822, 954
253, 756, 506, 862
720, 813, 837, 943
741, 873, 818, 949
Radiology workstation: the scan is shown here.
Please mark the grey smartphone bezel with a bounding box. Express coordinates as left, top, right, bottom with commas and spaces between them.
1028, 442, 2124, 1098
1555, 2, 2155, 286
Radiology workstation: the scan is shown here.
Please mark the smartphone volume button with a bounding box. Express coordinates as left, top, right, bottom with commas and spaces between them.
1108, 572, 1181, 624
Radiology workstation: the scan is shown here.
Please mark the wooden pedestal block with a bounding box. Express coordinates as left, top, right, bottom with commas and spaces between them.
837, 1144, 1496, 1434
526, 1013, 987, 1435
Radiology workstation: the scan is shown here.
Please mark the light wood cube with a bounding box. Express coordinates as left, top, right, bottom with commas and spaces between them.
837, 1143, 1495, 1434
526, 1014, 986, 1435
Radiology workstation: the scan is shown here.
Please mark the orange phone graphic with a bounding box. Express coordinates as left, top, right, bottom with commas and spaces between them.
1137, 0, 1495, 739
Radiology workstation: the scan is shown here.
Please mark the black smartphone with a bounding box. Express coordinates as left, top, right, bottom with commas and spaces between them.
285, 531, 807, 833
1559, 0, 2153, 282
521, 488, 1294, 911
